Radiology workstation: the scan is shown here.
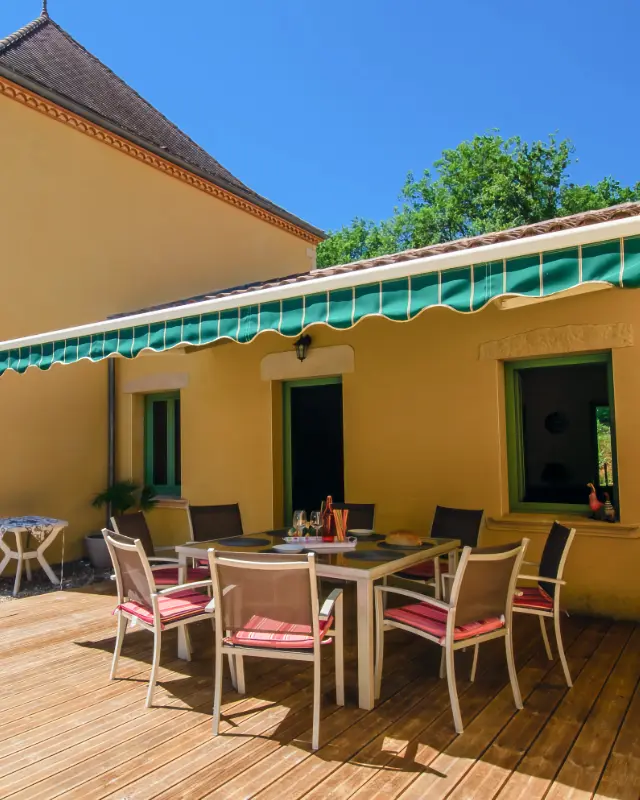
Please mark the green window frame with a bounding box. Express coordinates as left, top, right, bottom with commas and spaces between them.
282, 376, 343, 525
505, 352, 618, 514
144, 392, 181, 497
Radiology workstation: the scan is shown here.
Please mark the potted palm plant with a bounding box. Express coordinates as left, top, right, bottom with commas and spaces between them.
85, 481, 157, 568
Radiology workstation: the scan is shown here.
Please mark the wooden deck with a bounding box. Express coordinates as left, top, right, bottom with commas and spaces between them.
0, 583, 639, 800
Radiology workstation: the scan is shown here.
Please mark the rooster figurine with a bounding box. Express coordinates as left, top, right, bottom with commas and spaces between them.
587, 483, 606, 520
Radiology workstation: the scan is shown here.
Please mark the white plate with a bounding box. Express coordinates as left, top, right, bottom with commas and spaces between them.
348, 529, 375, 537
272, 543, 305, 553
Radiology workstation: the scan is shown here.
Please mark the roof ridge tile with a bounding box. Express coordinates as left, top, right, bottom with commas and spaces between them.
0, 14, 48, 53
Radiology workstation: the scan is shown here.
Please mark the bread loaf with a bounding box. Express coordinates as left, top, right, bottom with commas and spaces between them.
385, 530, 422, 547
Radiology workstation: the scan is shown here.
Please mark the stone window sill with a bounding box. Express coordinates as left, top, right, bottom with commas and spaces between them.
486, 513, 640, 539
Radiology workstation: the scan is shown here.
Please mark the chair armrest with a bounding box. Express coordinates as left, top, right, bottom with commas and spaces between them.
154, 546, 178, 554
374, 584, 451, 612
157, 580, 213, 595
319, 588, 343, 621
517, 574, 566, 585
149, 558, 180, 565
523, 560, 540, 567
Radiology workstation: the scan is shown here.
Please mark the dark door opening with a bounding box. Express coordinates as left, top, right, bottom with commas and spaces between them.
284, 379, 344, 522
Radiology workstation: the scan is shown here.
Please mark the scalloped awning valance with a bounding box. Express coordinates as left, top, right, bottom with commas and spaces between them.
2, 234, 640, 377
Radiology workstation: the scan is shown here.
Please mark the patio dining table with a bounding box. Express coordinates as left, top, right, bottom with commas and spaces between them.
175, 530, 460, 710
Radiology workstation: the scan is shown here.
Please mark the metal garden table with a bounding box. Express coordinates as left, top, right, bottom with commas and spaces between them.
175, 530, 460, 710
0, 516, 68, 596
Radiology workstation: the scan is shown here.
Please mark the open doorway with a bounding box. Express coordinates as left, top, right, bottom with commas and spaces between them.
283, 377, 344, 524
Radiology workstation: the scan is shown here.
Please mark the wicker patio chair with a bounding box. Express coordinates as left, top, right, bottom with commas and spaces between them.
208, 549, 344, 751
188, 503, 244, 542
103, 528, 215, 708
375, 539, 528, 734
395, 505, 484, 598
513, 521, 576, 687
111, 511, 208, 585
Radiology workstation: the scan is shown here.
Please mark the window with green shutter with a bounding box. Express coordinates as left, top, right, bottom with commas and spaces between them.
145, 392, 181, 496
505, 353, 618, 514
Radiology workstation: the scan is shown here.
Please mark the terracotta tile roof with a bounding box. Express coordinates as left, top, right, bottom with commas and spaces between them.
113, 201, 640, 317
0, 11, 324, 239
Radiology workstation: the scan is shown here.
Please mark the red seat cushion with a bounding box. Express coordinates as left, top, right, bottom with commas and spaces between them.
117, 589, 211, 629
225, 615, 333, 650
384, 600, 504, 643
513, 586, 553, 611
151, 566, 209, 586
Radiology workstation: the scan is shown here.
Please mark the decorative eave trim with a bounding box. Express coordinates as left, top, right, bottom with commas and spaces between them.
0, 74, 322, 245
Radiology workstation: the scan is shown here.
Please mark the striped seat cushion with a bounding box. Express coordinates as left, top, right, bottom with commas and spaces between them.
225, 615, 333, 650
514, 586, 553, 611
384, 600, 504, 643
117, 589, 211, 628
151, 566, 210, 586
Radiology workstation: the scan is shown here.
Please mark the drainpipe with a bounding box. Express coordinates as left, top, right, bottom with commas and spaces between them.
107, 359, 116, 527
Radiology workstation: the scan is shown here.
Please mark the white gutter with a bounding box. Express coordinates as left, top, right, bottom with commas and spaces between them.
3, 214, 640, 350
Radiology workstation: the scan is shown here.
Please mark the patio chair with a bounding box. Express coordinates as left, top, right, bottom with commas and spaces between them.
513, 521, 576, 687
188, 503, 244, 542
395, 506, 484, 597
111, 512, 208, 585
208, 549, 344, 751
332, 502, 376, 531
103, 528, 215, 708
375, 539, 528, 734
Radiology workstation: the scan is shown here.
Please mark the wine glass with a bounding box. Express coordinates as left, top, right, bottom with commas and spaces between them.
310, 511, 322, 537
292, 510, 307, 537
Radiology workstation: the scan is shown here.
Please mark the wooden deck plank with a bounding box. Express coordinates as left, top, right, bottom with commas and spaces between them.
594, 677, 640, 800
342, 618, 589, 800
544, 626, 640, 800
0, 585, 639, 800
422, 623, 609, 800
250, 621, 545, 800
2, 658, 316, 800
495, 620, 635, 800
96, 634, 425, 800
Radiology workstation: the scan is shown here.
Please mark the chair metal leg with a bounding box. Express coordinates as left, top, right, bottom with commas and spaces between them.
439, 648, 446, 680
24, 557, 32, 582
312, 653, 321, 751
445, 643, 464, 734
470, 643, 479, 682
335, 594, 345, 706
145, 626, 162, 708
235, 656, 246, 695
213, 642, 223, 735
433, 557, 441, 600
539, 615, 553, 660
110, 614, 128, 680
554, 608, 572, 687
505, 629, 523, 709
374, 590, 385, 700
183, 626, 193, 662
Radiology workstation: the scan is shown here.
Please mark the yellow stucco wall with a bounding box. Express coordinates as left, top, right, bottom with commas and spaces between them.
116, 285, 640, 620
0, 93, 314, 565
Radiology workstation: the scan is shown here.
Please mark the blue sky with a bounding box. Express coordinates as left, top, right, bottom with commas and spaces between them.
2, 1, 639, 233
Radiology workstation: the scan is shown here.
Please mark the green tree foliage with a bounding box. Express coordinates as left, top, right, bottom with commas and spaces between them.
317, 133, 640, 268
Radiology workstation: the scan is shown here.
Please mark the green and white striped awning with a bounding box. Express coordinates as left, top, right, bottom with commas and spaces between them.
2, 234, 640, 377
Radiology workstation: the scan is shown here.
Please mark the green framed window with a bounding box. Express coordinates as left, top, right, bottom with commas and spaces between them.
145, 392, 181, 496
505, 353, 617, 514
